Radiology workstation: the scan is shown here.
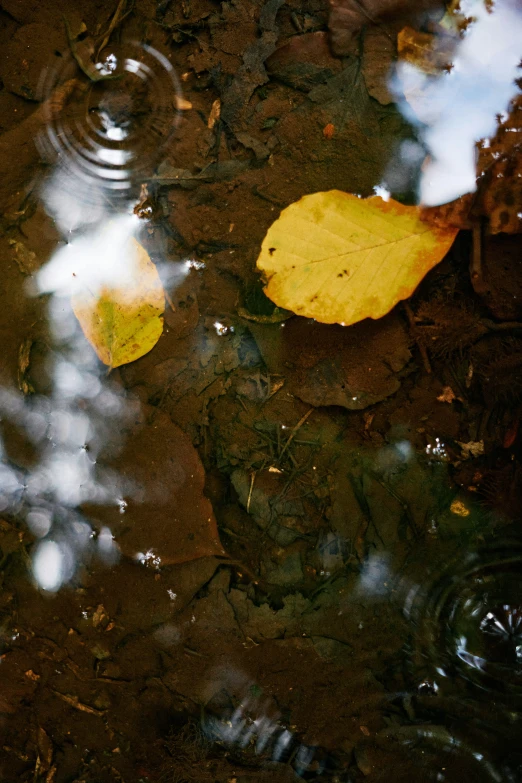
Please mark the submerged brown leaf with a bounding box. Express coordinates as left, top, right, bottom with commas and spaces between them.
250, 313, 412, 410
82, 406, 225, 566
328, 0, 441, 55
414, 300, 488, 358
266, 31, 342, 92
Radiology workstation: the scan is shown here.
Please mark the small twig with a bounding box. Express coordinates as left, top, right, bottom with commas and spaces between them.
277, 409, 314, 463
483, 319, 522, 333
248, 423, 277, 446
236, 394, 249, 413
368, 469, 418, 538
403, 302, 432, 374
96, 0, 134, 58
287, 449, 299, 469
470, 219, 486, 294
353, 0, 394, 43
164, 291, 176, 312
251, 185, 283, 207
246, 471, 256, 513
52, 691, 106, 716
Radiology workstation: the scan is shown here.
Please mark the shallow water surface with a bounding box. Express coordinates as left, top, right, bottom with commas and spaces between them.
0, 0, 521, 780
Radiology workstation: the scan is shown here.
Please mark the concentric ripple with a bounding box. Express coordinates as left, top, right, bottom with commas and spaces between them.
37, 40, 183, 197
375, 724, 507, 783
404, 541, 522, 711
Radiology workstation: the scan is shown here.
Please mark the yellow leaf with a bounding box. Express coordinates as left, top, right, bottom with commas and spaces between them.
397, 26, 456, 76
256, 191, 458, 326
72, 238, 164, 368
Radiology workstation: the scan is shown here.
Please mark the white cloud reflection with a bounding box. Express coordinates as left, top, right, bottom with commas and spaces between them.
393, 0, 522, 206
0, 194, 144, 589
0, 42, 197, 593
9, 186, 193, 590
37, 213, 140, 299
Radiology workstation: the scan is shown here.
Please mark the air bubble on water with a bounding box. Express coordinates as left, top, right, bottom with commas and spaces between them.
185, 258, 205, 270
56, 362, 93, 399
136, 549, 162, 569
25, 411, 49, 444
418, 680, 439, 695
49, 410, 90, 448
71, 519, 92, 544
0, 389, 24, 416
395, 440, 413, 460
214, 321, 233, 336
0, 464, 23, 499
94, 389, 125, 417
373, 184, 390, 201
96, 53, 118, 75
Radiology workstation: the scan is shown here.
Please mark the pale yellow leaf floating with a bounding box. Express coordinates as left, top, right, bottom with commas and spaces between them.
257, 191, 458, 326
72, 238, 164, 369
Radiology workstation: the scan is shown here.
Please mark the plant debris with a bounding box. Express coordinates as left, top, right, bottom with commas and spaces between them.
1, 0, 521, 779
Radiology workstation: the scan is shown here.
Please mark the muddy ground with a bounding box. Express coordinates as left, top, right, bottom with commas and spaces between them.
0, 0, 522, 781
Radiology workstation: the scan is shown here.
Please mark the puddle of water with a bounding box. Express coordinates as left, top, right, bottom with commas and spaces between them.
0, 3, 521, 781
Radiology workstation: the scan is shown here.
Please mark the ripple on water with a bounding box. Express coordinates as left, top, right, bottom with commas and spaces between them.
405, 540, 522, 714
371, 724, 509, 783
36, 39, 183, 199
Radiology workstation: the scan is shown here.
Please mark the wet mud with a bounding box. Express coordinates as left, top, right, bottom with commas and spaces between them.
0, 0, 522, 781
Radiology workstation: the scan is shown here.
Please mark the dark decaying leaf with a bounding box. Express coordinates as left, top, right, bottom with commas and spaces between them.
478, 234, 522, 321
414, 299, 488, 359
328, 0, 442, 56
152, 159, 253, 188
219, 0, 284, 131
473, 336, 522, 406
266, 31, 343, 92
82, 406, 225, 565
249, 313, 411, 410
361, 28, 396, 105
302, 57, 377, 134
0, 22, 66, 100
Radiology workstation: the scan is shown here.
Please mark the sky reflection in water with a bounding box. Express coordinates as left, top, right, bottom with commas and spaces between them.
393, 0, 522, 205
